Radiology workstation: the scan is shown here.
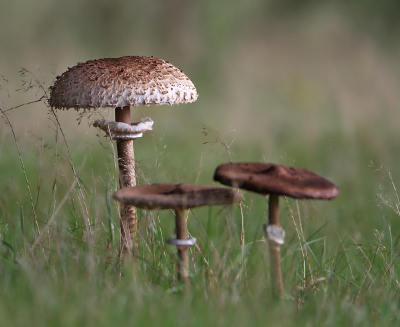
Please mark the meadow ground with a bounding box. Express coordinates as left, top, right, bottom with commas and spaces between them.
1, 7, 400, 326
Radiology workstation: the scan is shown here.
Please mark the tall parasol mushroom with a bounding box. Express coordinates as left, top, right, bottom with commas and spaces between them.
113, 183, 241, 284
49, 56, 198, 254
214, 162, 339, 298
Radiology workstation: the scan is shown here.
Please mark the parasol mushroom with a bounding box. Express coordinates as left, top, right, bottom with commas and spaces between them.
214, 162, 339, 298
113, 183, 241, 284
49, 56, 198, 254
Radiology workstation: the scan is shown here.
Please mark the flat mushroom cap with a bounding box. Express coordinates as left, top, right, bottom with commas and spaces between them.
113, 183, 242, 210
214, 162, 339, 200
49, 56, 198, 110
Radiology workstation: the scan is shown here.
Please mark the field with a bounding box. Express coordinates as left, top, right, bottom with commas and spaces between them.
1, 2, 400, 326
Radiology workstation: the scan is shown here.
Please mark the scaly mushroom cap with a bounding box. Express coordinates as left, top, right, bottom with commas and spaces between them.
49, 56, 198, 110
214, 162, 339, 200
113, 183, 242, 210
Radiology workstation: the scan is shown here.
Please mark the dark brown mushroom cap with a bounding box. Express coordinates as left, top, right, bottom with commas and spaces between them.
214, 162, 339, 200
113, 183, 242, 210
49, 56, 198, 110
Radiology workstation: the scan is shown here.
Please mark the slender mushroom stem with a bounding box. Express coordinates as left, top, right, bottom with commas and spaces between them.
115, 106, 137, 254
267, 194, 284, 298
268, 194, 280, 226
175, 207, 190, 284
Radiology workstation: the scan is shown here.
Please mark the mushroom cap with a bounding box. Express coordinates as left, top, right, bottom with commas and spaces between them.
49, 56, 198, 110
112, 183, 242, 210
214, 162, 339, 200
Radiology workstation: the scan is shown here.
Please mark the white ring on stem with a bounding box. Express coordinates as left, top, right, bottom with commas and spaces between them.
167, 237, 197, 246
93, 117, 153, 140
264, 224, 285, 245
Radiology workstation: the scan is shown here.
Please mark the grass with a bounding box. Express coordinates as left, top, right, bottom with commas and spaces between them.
1, 103, 400, 325
1, 9, 400, 325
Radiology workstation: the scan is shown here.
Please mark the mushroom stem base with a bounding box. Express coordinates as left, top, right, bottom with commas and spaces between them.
175, 208, 190, 284
267, 240, 285, 298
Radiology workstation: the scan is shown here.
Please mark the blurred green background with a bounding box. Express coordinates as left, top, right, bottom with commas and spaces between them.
1, 0, 400, 325
2, 0, 400, 233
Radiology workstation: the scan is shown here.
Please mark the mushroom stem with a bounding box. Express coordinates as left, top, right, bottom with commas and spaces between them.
115, 106, 137, 254
175, 208, 190, 284
268, 194, 280, 226
267, 194, 284, 298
